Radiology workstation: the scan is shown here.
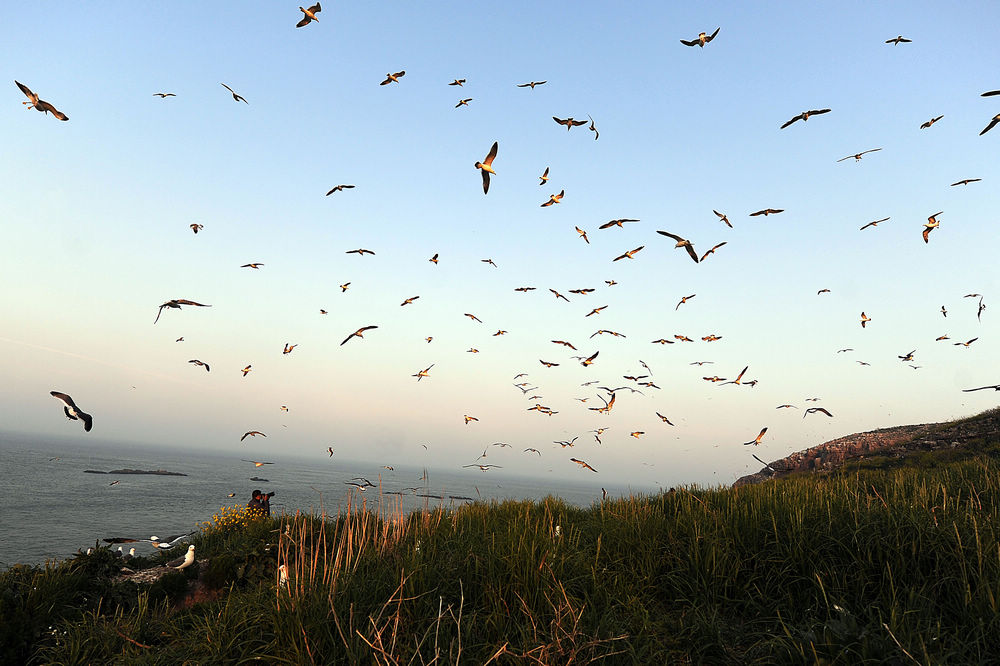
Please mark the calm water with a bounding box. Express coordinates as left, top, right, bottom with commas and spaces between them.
1, 431, 648, 567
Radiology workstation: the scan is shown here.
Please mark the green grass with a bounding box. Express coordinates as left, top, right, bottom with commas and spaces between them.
5, 451, 1000, 664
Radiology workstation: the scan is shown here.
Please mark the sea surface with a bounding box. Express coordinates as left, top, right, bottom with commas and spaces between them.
1, 431, 649, 568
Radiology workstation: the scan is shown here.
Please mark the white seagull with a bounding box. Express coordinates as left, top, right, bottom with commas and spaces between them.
165, 544, 196, 569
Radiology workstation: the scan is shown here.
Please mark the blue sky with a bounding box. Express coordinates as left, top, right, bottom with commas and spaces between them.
2, 2, 998, 489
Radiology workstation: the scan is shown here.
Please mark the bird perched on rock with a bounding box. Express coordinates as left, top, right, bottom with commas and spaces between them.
165, 545, 195, 569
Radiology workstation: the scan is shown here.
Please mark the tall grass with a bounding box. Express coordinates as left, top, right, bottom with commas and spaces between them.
5, 453, 1000, 663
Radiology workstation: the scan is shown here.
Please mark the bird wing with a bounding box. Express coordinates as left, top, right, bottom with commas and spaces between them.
680, 38, 698, 46
707, 27, 721, 41
980, 117, 1000, 135
36, 100, 68, 120
483, 141, 498, 166
683, 244, 699, 263
780, 115, 802, 129
15, 80, 35, 101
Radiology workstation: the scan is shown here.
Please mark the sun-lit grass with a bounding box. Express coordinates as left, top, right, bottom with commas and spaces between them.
4, 443, 1000, 663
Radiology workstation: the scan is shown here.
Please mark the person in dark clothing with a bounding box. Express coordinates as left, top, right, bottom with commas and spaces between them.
247, 489, 272, 517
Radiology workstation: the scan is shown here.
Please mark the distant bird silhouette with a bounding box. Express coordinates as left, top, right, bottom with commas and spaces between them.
188, 359, 210, 372
553, 116, 588, 130
380, 71, 406, 86
296, 3, 321, 27
153, 92, 176, 98
517, 81, 547, 89
837, 148, 881, 162
221, 83, 248, 103
341, 325, 378, 345
154, 299, 210, 324
680, 27, 720, 47
920, 115, 943, 129
326, 184, 355, 195
860, 217, 890, 230
780, 109, 830, 129
885, 35, 912, 44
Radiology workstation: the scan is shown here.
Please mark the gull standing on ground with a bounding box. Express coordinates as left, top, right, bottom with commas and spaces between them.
166, 545, 196, 569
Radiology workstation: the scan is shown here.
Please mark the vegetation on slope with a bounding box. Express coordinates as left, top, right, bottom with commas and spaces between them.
3, 450, 1000, 664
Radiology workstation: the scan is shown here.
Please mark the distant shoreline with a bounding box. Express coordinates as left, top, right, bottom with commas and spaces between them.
83, 469, 188, 476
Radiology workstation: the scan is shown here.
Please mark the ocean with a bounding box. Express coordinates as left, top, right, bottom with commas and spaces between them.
1, 431, 649, 568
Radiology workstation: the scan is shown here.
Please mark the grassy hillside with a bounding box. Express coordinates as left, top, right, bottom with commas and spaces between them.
4, 450, 1000, 663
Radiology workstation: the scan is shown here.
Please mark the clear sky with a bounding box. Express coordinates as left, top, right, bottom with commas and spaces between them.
2, 2, 998, 489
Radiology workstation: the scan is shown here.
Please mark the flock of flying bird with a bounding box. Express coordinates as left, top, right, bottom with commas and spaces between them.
24, 12, 1000, 498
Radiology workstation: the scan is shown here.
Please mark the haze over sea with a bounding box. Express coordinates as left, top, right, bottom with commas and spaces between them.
1, 431, 648, 568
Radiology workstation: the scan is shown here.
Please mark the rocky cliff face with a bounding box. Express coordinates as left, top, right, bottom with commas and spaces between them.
733, 408, 1000, 487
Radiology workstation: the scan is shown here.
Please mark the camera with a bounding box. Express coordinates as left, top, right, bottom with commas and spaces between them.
264, 491, 275, 498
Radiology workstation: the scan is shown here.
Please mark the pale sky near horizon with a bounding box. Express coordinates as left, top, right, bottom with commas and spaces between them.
2, 2, 998, 489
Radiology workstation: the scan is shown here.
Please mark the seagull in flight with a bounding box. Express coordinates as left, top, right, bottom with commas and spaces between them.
780, 108, 831, 129
963, 384, 1000, 392
713, 210, 732, 228
188, 359, 210, 372
326, 184, 355, 195
380, 71, 406, 85
412, 364, 434, 381
804, 407, 833, 418
920, 115, 943, 129
680, 27, 720, 47
15, 81, 69, 120
951, 179, 981, 186
656, 231, 699, 263
341, 325, 378, 345
154, 299, 211, 324
923, 212, 942, 243
241, 459, 274, 467
50, 391, 93, 432
885, 35, 912, 45
860, 217, 890, 230
475, 141, 498, 194
517, 81, 547, 89
241, 431, 266, 441
570, 458, 598, 472
553, 116, 588, 130
837, 148, 881, 162
221, 83, 248, 103
295, 3, 321, 27
743, 427, 767, 446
